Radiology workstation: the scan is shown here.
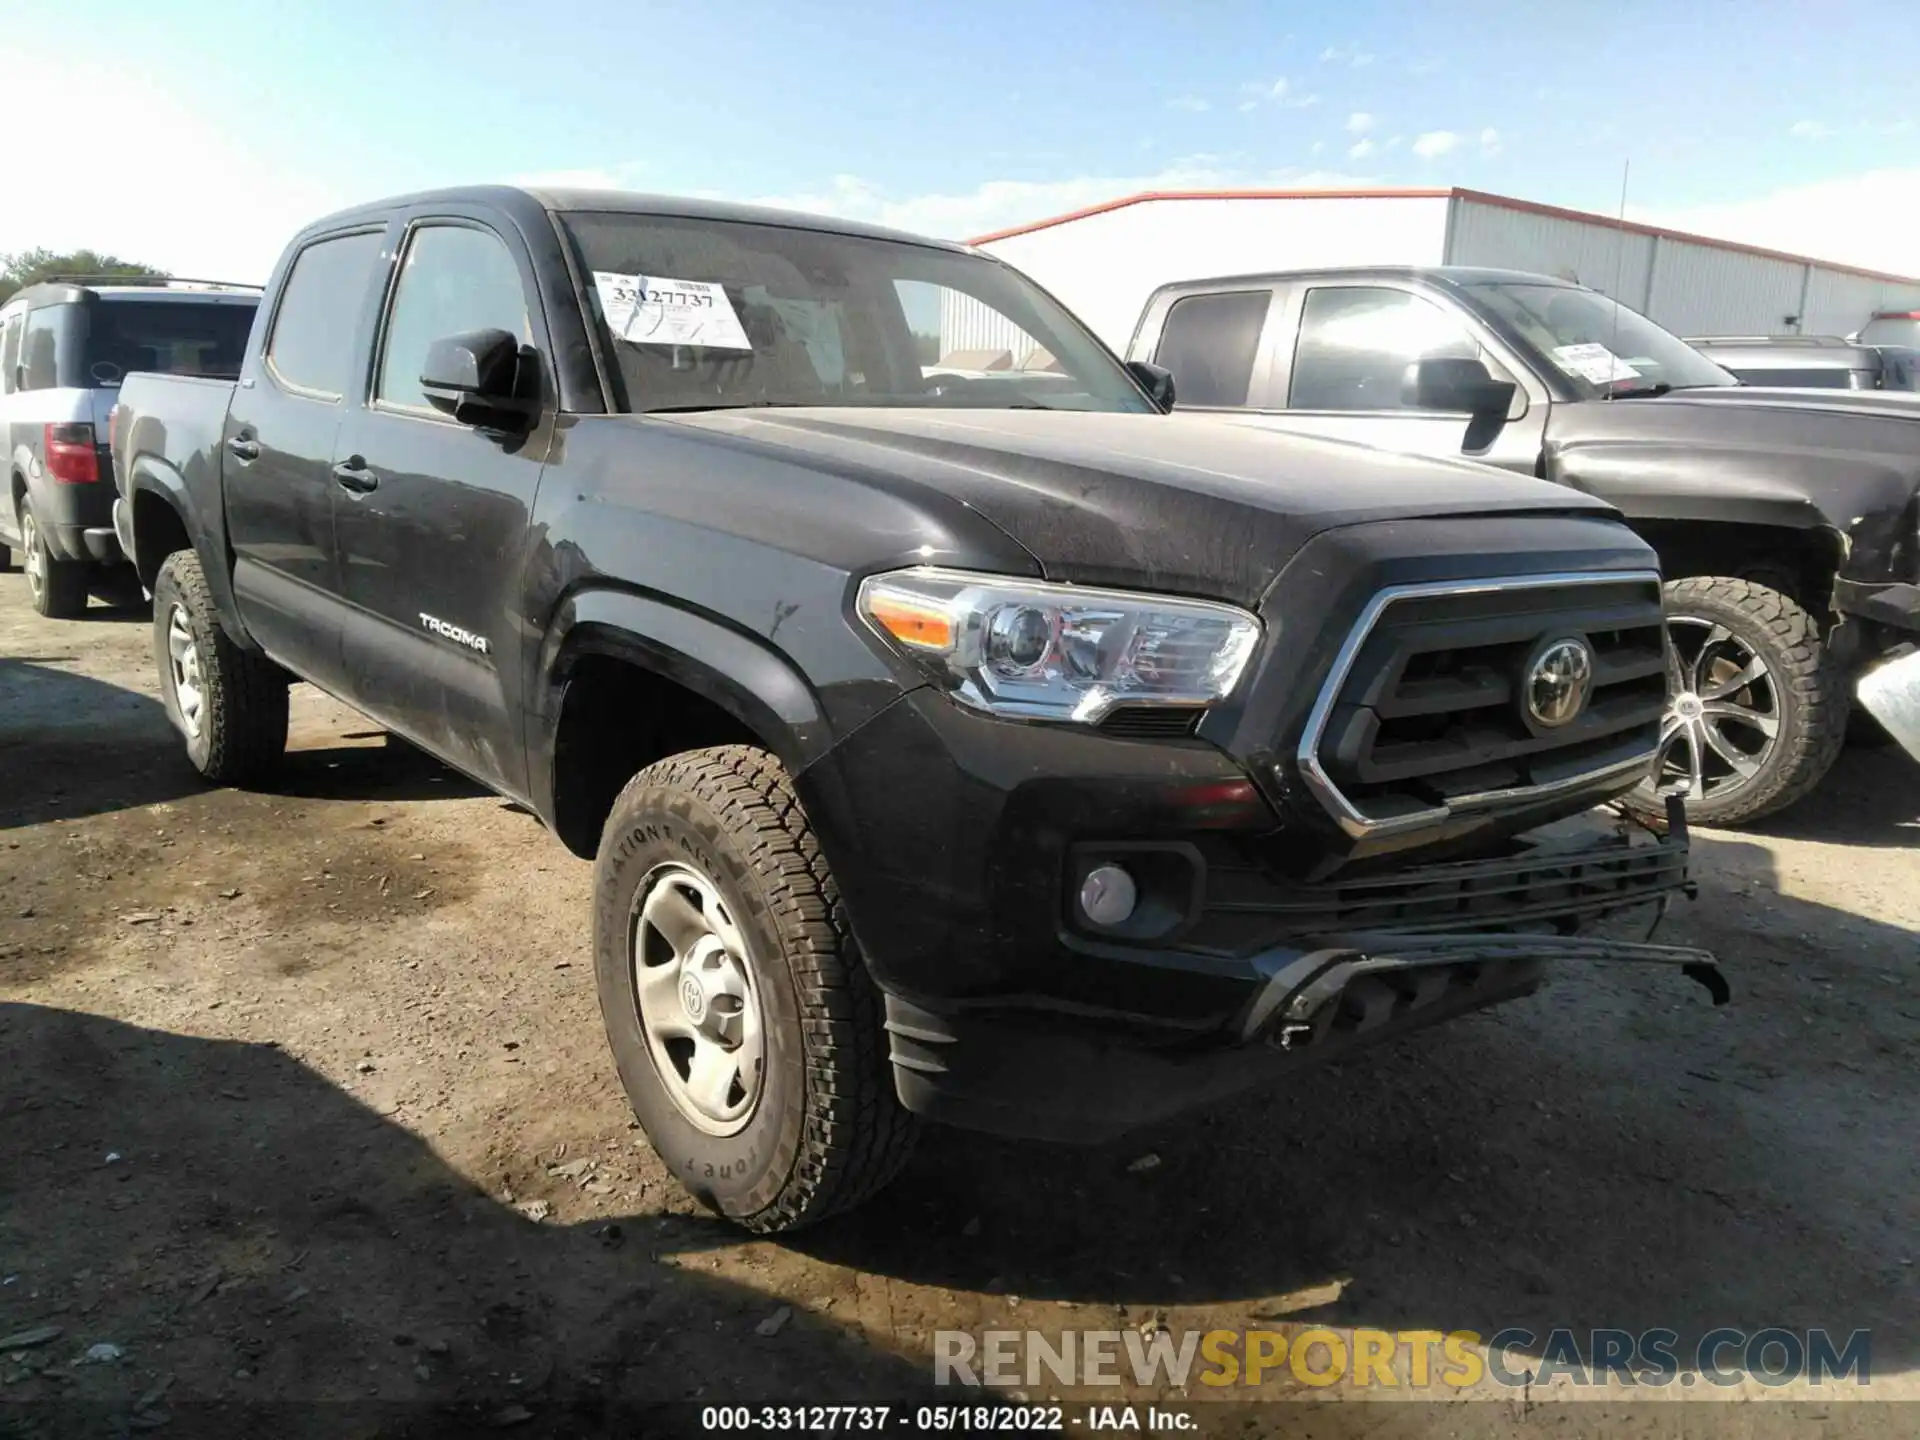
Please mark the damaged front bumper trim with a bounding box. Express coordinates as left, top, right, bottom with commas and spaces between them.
1238, 930, 1727, 1048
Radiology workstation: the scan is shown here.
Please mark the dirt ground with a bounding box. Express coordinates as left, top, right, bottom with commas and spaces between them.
2, 571, 1916, 1439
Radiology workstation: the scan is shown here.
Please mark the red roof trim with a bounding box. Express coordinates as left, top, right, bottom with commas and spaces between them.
967, 186, 1920, 288
964, 188, 1453, 246
1450, 189, 1920, 287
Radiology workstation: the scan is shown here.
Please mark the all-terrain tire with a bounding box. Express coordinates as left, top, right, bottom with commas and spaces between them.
21, 504, 89, 618
1624, 576, 1848, 827
152, 549, 289, 784
593, 745, 918, 1232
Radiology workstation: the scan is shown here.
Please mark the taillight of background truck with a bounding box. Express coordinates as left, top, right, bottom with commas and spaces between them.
44, 423, 99, 483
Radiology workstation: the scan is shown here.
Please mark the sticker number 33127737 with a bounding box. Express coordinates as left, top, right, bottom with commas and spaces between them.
592, 272, 753, 350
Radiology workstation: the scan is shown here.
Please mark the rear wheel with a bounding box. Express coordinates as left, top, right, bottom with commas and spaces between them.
1624, 576, 1846, 827
593, 745, 917, 1232
20, 506, 90, 619
152, 550, 289, 784
0, 541, 12, 572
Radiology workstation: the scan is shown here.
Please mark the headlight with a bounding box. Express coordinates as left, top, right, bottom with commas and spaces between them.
857, 566, 1262, 723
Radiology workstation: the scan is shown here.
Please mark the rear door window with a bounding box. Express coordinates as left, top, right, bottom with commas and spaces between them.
85, 299, 257, 383
266, 231, 385, 399
20, 307, 66, 391
0, 309, 22, 393
1152, 291, 1271, 407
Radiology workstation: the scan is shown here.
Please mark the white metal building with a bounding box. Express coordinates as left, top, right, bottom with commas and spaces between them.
959, 188, 1920, 358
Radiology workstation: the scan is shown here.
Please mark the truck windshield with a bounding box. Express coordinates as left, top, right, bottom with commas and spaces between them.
559, 211, 1153, 414
1466, 282, 1735, 397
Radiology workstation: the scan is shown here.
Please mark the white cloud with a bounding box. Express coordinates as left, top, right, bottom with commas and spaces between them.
1479, 127, 1502, 155
1636, 168, 1920, 278
1318, 44, 1376, 67
1385, 134, 1404, 150
1167, 95, 1211, 112
1237, 99, 1259, 113
1348, 139, 1377, 159
0, 53, 343, 283
1241, 77, 1318, 108
1788, 119, 1834, 139
1412, 130, 1460, 159
745, 165, 1378, 243
1311, 140, 1326, 155
1346, 111, 1376, 134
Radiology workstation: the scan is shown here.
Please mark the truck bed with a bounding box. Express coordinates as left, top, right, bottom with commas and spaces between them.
110, 372, 240, 606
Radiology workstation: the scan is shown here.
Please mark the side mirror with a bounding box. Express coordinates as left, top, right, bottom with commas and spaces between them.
421, 328, 536, 428
1402, 356, 1517, 450
1126, 359, 1177, 412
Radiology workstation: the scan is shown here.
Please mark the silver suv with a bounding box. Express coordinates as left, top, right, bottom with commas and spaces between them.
1, 277, 259, 616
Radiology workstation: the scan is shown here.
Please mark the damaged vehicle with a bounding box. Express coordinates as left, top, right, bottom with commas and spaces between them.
1129, 268, 1920, 820
112, 188, 1720, 1231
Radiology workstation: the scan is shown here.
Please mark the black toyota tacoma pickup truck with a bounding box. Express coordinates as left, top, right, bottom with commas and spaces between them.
1128, 269, 1920, 823
111, 188, 1721, 1232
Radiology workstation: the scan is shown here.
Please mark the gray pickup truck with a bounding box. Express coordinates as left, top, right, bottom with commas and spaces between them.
1127, 267, 1920, 824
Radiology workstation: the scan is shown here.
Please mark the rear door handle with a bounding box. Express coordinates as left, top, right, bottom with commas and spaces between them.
331, 458, 379, 494
226, 436, 260, 462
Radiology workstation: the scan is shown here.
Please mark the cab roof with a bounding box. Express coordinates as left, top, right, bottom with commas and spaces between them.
298, 184, 975, 255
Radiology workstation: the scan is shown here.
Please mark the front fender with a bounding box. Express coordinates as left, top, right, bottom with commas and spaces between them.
528, 584, 838, 823
1543, 424, 1918, 585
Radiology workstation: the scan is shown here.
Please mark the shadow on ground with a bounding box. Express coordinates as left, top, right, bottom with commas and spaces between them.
1736, 744, 1920, 849
0, 1003, 936, 1435
0, 662, 484, 828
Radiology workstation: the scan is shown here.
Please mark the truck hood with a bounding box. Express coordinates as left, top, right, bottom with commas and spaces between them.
1656, 386, 1920, 420
659, 407, 1616, 604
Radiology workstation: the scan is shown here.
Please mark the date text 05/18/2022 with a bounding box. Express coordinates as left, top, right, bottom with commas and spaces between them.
698, 1404, 1196, 1432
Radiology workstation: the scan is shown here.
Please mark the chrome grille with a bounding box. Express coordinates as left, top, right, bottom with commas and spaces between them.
1298, 572, 1667, 838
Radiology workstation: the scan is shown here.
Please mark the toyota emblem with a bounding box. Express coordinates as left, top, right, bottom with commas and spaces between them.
1525, 637, 1595, 729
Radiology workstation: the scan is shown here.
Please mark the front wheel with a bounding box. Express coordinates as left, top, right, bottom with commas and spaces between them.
152, 550, 289, 784
593, 745, 917, 1232
1623, 576, 1847, 827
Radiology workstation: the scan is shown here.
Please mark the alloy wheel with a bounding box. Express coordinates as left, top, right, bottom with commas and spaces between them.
630, 862, 765, 1136
1643, 614, 1781, 805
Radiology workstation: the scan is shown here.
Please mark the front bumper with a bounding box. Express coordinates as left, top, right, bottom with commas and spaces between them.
800, 683, 1719, 1139
1834, 577, 1920, 639
887, 924, 1720, 1144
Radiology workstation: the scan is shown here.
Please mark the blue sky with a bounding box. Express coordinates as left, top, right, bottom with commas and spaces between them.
2, 0, 1915, 278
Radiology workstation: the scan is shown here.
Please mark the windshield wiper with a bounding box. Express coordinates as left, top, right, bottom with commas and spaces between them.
1603, 382, 1673, 399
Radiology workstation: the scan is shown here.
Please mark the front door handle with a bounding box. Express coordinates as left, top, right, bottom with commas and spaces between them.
226, 435, 260, 462
331, 458, 379, 494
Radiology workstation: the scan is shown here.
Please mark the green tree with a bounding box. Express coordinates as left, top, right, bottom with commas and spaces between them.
0, 248, 169, 304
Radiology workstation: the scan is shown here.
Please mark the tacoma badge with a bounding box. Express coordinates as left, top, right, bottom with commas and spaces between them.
418, 613, 490, 655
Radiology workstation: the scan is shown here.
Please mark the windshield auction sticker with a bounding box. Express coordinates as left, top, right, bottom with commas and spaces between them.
1550, 342, 1641, 385
593, 272, 753, 349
